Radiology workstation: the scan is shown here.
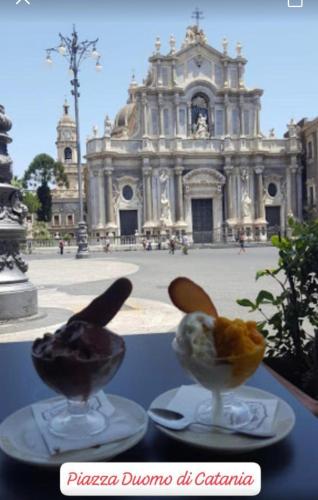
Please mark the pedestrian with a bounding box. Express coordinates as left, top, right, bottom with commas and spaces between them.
169, 236, 176, 255
238, 232, 246, 254
27, 239, 32, 255
146, 239, 152, 251
142, 238, 147, 250
59, 239, 64, 255
104, 236, 110, 253
182, 234, 189, 255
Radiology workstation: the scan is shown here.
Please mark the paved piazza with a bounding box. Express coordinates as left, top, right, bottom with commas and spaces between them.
0, 246, 280, 343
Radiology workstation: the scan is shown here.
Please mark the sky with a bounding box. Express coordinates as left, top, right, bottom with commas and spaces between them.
0, 0, 317, 176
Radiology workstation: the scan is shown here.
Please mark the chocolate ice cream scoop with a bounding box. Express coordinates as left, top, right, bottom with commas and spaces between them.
32, 278, 132, 400
32, 321, 125, 400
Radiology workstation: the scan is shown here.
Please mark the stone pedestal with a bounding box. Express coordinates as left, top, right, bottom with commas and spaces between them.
76, 220, 90, 259
0, 184, 37, 319
0, 105, 37, 319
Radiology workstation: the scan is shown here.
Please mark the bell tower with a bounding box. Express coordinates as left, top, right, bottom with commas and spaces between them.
55, 100, 79, 194
56, 99, 77, 165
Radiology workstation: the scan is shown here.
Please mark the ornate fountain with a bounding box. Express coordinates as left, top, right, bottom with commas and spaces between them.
0, 104, 37, 320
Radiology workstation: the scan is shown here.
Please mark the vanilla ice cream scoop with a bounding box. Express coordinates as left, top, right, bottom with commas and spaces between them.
173, 312, 233, 390
174, 312, 217, 363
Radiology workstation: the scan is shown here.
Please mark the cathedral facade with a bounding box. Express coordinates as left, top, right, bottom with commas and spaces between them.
86, 25, 302, 243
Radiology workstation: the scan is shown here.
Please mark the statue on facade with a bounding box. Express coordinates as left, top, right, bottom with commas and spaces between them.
104, 115, 112, 137
194, 113, 209, 138
242, 191, 252, 219
92, 125, 98, 138
241, 168, 252, 220
269, 128, 276, 138
287, 118, 300, 138
159, 170, 172, 225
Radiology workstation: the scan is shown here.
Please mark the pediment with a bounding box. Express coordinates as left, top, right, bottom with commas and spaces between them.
175, 43, 228, 87
176, 42, 225, 64
183, 168, 226, 187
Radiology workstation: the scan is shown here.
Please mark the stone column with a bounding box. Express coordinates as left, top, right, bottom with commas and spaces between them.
224, 165, 234, 220
157, 61, 162, 86
158, 94, 164, 137
232, 168, 240, 220
142, 93, 148, 136
297, 167, 303, 220
239, 96, 244, 136
174, 95, 180, 136
286, 170, 293, 217
174, 163, 185, 223
104, 167, 116, 228
255, 98, 261, 137
223, 60, 229, 88
238, 62, 244, 89
254, 166, 265, 220
290, 165, 298, 217
224, 95, 229, 136
97, 169, 106, 227
142, 160, 153, 225
90, 169, 99, 228
171, 61, 176, 85
187, 102, 192, 136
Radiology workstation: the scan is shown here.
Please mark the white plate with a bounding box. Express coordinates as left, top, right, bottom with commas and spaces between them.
150, 385, 295, 453
0, 394, 148, 467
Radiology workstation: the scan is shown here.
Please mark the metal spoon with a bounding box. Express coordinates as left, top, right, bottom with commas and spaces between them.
148, 408, 275, 438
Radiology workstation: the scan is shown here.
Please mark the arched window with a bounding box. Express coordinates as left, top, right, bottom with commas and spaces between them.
64, 147, 72, 161
191, 93, 209, 133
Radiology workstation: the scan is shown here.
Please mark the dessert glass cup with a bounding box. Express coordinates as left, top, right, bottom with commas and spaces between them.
172, 338, 265, 428
32, 332, 125, 439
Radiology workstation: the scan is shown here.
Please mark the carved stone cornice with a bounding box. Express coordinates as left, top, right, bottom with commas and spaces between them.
142, 166, 152, 176
224, 166, 234, 177
104, 167, 114, 176
174, 166, 184, 176
254, 166, 264, 175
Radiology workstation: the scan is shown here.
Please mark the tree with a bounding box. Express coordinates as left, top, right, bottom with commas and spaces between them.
11, 175, 41, 214
23, 154, 69, 222
23, 191, 41, 214
32, 221, 52, 240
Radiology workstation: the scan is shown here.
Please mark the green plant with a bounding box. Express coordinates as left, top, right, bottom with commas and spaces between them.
237, 219, 318, 396
32, 221, 52, 240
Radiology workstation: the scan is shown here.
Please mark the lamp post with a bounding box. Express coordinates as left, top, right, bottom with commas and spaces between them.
46, 25, 102, 258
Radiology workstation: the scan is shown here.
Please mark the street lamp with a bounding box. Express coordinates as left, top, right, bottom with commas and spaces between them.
45, 25, 101, 258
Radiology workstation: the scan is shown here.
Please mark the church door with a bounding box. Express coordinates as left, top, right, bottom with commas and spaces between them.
119, 210, 138, 236
265, 206, 281, 235
191, 199, 213, 243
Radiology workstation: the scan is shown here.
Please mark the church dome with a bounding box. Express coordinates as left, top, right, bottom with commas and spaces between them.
112, 103, 136, 137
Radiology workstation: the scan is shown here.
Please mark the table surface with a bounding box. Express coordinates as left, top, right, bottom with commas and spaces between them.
0, 333, 316, 500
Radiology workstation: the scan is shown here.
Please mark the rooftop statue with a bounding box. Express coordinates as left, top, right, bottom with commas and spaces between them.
182, 25, 208, 47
